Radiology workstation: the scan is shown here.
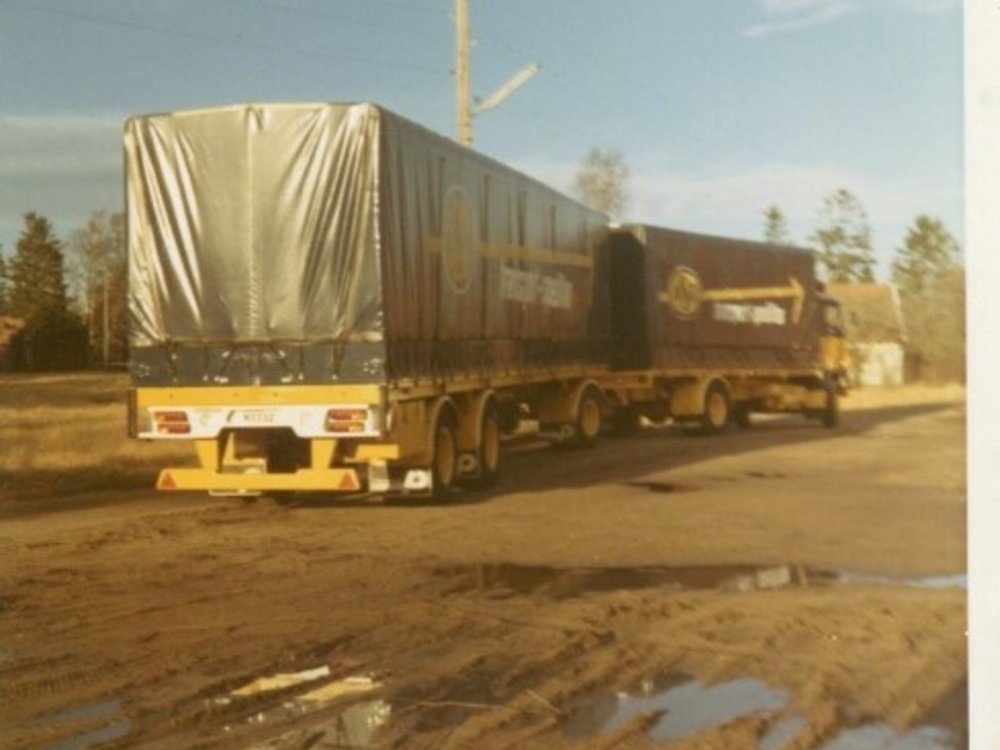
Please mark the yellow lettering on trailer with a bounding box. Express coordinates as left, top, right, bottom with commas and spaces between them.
423, 234, 593, 270
659, 275, 805, 324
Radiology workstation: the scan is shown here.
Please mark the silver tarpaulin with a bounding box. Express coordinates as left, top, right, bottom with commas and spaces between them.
126, 103, 608, 385
126, 103, 382, 347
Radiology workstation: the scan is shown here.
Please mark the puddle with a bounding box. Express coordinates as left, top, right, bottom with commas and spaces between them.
35, 699, 123, 727
437, 563, 834, 598
839, 572, 967, 590
914, 574, 967, 589
759, 717, 959, 750
32, 699, 132, 750
563, 673, 787, 741
558, 668, 962, 747
437, 562, 966, 599
227, 671, 388, 747
244, 700, 391, 750
39, 720, 132, 750
819, 723, 958, 749
760, 715, 808, 750
326, 700, 392, 748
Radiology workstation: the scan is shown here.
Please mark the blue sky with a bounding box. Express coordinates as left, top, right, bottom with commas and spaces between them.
0, 0, 963, 277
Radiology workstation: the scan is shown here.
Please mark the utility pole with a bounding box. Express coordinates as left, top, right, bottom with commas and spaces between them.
456, 0, 472, 146
454, 0, 539, 148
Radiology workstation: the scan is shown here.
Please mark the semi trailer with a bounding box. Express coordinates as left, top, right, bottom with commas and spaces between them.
125, 102, 849, 498
125, 102, 610, 497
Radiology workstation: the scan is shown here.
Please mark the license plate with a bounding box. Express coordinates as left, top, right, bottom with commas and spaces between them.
231, 409, 277, 426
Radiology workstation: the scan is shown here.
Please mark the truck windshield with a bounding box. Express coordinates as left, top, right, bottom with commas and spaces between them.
823, 302, 844, 334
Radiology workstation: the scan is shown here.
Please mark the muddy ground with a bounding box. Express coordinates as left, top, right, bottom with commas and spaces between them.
0, 387, 966, 749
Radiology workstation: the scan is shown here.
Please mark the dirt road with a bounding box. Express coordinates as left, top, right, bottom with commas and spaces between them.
1, 388, 966, 749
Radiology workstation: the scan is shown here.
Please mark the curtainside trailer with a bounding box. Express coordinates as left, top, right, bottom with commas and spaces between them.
600, 225, 850, 433
126, 102, 610, 497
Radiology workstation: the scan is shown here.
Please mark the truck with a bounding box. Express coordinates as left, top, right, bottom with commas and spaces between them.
125, 102, 611, 498
125, 102, 849, 499
599, 224, 850, 434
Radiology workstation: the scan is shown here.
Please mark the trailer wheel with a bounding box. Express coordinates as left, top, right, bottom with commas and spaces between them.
822, 386, 840, 428
431, 408, 458, 498
573, 385, 604, 448
461, 402, 502, 488
701, 381, 732, 435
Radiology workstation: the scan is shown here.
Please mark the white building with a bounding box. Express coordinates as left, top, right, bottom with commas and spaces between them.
826, 284, 906, 388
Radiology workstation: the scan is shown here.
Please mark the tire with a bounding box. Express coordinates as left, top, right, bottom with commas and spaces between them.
700, 381, 731, 435
431, 408, 459, 498
822, 386, 839, 428
573, 386, 604, 448
461, 403, 502, 489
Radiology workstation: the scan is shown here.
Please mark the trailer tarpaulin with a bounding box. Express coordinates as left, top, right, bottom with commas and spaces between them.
126, 103, 607, 386
608, 225, 822, 372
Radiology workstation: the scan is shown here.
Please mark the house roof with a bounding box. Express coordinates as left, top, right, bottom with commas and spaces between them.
826, 283, 905, 343
0, 317, 26, 348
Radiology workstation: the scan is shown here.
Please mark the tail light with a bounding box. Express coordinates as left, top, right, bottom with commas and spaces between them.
154, 410, 191, 435
325, 408, 369, 434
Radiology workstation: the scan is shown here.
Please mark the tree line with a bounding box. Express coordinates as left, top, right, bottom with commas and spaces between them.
762, 193, 964, 383
1, 160, 964, 382
0, 211, 125, 371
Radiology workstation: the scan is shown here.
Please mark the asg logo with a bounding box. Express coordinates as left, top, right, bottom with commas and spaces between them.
664, 266, 703, 320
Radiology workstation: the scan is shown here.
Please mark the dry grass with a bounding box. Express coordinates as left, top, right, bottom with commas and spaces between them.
0, 372, 193, 500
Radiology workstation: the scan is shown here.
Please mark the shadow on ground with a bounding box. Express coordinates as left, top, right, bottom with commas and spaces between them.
284, 400, 963, 511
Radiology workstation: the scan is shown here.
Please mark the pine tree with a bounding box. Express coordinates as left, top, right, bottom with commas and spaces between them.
809, 189, 876, 283
892, 216, 964, 382
891, 215, 960, 296
763, 205, 790, 244
8, 212, 70, 322
7, 212, 87, 370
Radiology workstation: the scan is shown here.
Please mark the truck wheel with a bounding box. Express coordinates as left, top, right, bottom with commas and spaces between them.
573, 385, 604, 448
431, 409, 458, 498
822, 386, 839, 428
700, 382, 732, 435
461, 403, 502, 488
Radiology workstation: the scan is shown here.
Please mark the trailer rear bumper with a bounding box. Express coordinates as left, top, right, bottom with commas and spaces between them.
156, 467, 364, 494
